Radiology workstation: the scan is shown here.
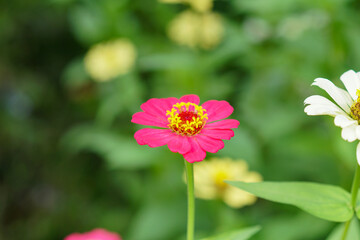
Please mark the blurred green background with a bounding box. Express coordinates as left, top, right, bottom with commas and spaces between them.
2, 0, 360, 239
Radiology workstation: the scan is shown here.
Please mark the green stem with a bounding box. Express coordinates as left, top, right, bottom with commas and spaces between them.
341, 164, 360, 240
342, 221, 351, 240
185, 160, 195, 240
350, 165, 360, 209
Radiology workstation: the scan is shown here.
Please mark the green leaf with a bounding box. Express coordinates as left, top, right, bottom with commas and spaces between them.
259, 212, 332, 240
139, 50, 196, 71
327, 217, 360, 240
219, 127, 261, 168
60, 125, 160, 169
355, 193, 360, 219
127, 199, 186, 240
200, 226, 261, 240
69, 4, 107, 45
227, 181, 352, 222
96, 74, 144, 127
62, 58, 89, 89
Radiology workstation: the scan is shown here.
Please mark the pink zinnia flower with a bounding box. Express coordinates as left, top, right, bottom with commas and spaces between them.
64, 228, 122, 240
131, 94, 240, 163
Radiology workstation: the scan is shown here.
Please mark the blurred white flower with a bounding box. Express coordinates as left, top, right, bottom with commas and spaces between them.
277, 10, 330, 41
304, 70, 360, 164
243, 17, 272, 43
84, 39, 136, 82
190, 157, 262, 208
304, 9, 330, 29
168, 10, 223, 49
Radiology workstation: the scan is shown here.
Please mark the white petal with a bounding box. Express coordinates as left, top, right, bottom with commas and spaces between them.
312, 78, 353, 113
357, 142, 360, 165
304, 95, 348, 117
304, 105, 346, 117
341, 124, 358, 142
340, 70, 360, 101
356, 126, 360, 139
304, 95, 340, 106
334, 115, 357, 128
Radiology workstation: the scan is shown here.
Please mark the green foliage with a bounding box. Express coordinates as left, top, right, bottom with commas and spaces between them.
61, 125, 160, 169
258, 213, 332, 240
327, 218, 360, 240
127, 199, 187, 240
227, 181, 353, 222
2, 0, 360, 239
200, 226, 261, 240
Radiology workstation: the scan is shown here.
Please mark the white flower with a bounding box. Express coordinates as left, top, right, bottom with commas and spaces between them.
304, 70, 360, 164
243, 17, 272, 43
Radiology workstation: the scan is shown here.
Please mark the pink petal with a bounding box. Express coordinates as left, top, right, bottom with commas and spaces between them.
199, 129, 234, 140
195, 135, 224, 153
64, 229, 122, 240
140, 97, 178, 117
134, 128, 174, 147
167, 135, 191, 154
204, 119, 240, 129
131, 112, 169, 128
201, 100, 234, 122
183, 138, 206, 163
179, 94, 200, 105
85, 229, 121, 240
64, 233, 84, 240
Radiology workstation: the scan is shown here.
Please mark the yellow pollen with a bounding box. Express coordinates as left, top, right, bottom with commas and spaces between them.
166, 102, 208, 136
351, 90, 360, 123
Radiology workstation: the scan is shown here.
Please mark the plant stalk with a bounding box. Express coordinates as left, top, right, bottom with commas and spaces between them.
185, 160, 195, 240
341, 164, 360, 240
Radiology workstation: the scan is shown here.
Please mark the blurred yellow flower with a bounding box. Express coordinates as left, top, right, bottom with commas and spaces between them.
158, 0, 184, 3
84, 39, 136, 82
192, 158, 262, 208
187, 0, 213, 12
158, 0, 212, 12
168, 10, 223, 49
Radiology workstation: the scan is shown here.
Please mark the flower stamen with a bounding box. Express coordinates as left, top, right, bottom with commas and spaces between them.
351, 90, 360, 123
166, 102, 208, 136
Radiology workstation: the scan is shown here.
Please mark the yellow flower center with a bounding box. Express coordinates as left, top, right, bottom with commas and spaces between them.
214, 171, 229, 190
166, 102, 208, 136
351, 90, 360, 122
